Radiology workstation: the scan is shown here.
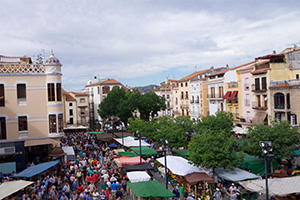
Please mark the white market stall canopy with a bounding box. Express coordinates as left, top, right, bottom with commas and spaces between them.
127, 171, 151, 183
156, 155, 212, 176
0, 180, 33, 199
239, 176, 300, 197
114, 136, 150, 147
215, 167, 258, 182
64, 125, 88, 130
232, 126, 248, 134
62, 146, 75, 161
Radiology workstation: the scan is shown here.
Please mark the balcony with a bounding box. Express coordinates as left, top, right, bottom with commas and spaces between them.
0, 64, 45, 74
252, 101, 267, 110
251, 84, 267, 92
227, 98, 238, 105
228, 82, 238, 88
80, 111, 88, 116
207, 94, 223, 100
180, 104, 189, 109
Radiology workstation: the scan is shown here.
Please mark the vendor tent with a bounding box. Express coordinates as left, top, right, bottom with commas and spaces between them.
127, 171, 151, 183
184, 172, 214, 185
123, 163, 154, 172
62, 146, 75, 161
118, 152, 138, 157
114, 137, 150, 147
0, 180, 33, 199
113, 149, 125, 155
113, 132, 133, 138
64, 125, 87, 130
127, 180, 175, 198
172, 149, 189, 157
239, 176, 300, 196
12, 160, 59, 178
109, 143, 119, 149
96, 133, 114, 142
156, 156, 212, 176
131, 146, 157, 155
215, 167, 259, 182
89, 131, 106, 134
115, 156, 146, 167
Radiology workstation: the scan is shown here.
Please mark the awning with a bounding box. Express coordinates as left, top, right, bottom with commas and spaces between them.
123, 163, 154, 172
12, 160, 59, 178
78, 105, 87, 108
215, 167, 259, 182
62, 146, 75, 161
113, 132, 134, 138
115, 156, 146, 167
114, 137, 150, 147
113, 149, 125, 155
127, 171, 151, 183
252, 112, 267, 125
127, 180, 176, 198
0, 180, 34, 199
96, 133, 114, 141
49, 147, 66, 157
156, 156, 212, 176
172, 149, 189, 157
131, 146, 157, 155
89, 131, 106, 134
223, 91, 232, 99
64, 125, 88, 130
228, 91, 238, 100
24, 138, 60, 147
239, 176, 300, 196
184, 172, 214, 185
119, 152, 138, 157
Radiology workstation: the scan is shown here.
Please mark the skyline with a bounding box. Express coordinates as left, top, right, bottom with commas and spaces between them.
1, 0, 300, 91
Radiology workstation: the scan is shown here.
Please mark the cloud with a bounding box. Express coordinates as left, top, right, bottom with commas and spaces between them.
1, 0, 300, 91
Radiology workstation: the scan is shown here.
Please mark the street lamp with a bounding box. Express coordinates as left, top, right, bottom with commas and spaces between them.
160, 139, 169, 189
120, 122, 125, 146
134, 131, 143, 164
259, 141, 273, 200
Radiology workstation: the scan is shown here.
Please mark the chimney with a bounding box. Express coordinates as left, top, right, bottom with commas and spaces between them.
226, 64, 229, 69
273, 50, 276, 54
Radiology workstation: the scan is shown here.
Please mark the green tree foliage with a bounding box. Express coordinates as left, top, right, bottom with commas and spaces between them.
188, 112, 243, 169
193, 112, 234, 135
243, 120, 300, 159
188, 129, 244, 169
138, 91, 166, 120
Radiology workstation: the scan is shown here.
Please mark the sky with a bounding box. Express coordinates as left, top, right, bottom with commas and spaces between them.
1, 0, 300, 91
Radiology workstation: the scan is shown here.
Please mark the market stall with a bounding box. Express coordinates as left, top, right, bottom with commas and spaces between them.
0, 180, 33, 199
156, 155, 212, 176
114, 156, 147, 168
130, 146, 157, 155
127, 171, 151, 183
184, 172, 214, 185
172, 149, 189, 157
12, 160, 59, 178
123, 163, 154, 172
214, 167, 259, 182
114, 136, 150, 147
95, 133, 114, 142
127, 180, 176, 199
118, 152, 138, 157
62, 146, 75, 161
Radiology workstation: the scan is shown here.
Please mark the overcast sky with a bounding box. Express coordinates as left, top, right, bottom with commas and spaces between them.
1, 0, 300, 91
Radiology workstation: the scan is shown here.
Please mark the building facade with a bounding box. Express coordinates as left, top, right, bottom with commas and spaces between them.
0, 54, 63, 173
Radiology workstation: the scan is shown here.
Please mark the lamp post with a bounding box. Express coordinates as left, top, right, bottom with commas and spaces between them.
135, 131, 142, 164
160, 139, 169, 189
120, 122, 124, 147
259, 141, 273, 200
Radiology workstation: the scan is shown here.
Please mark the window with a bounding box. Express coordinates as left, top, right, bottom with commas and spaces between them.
274, 93, 284, 109
69, 118, 73, 124
81, 117, 86, 125
255, 78, 260, 90
181, 83, 183, 87
162, 95, 165, 99
98, 87, 100, 94
185, 82, 188, 87
236, 108, 239, 118
80, 98, 85, 103
262, 77, 267, 90
291, 115, 297, 126
48, 83, 55, 101
56, 83, 62, 101
181, 92, 184, 99
167, 102, 170, 108
247, 111, 251, 122
196, 96, 199, 103
0, 84, 4, 106
18, 116, 27, 131
211, 87, 215, 98
245, 78, 249, 89
246, 94, 250, 105
276, 113, 281, 122
80, 107, 85, 114
297, 74, 299, 80
69, 103, 73, 106
287, 93, 290, 109
0, 117, 6, 139
219, 86, 224, 98
69, 109, 73, 116
185, 91, 188, 99
49, 115, 57, 133
167, 94, 170, 99
17, 84, 26, 99
175, 98, 178, 105
58, 114, 63, 133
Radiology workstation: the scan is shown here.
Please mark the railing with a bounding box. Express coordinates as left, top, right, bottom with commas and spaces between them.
180, 104, 189, 109
251, 84, 267, 92
207, 94, 223, 99
227, 98, 238, 104
0, 64, 45, 73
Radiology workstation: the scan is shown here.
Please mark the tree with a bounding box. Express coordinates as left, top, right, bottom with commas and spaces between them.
188, 129, 243, 170
194, 112, 234, 135
137, 91, 166, 120
243, 120, 300, 159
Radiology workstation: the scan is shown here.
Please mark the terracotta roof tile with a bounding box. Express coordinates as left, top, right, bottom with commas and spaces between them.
70, 92, 88, 96
179, 69, 212, 81
62, 89, 76, 101
270, 82, 291, 88
85, 79, 123, 87
251, 68, 270, 75
209, 69, 229, 76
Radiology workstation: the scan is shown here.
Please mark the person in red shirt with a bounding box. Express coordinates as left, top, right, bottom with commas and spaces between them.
92, 172, 99, 188
77, 185, 83, 194
86, 174, 92, 185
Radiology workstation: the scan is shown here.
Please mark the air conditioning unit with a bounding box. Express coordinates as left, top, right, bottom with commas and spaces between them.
0, 147, 16, 155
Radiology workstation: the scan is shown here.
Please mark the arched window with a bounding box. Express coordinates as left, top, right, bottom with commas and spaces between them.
287, 93, 290, 109
274, 93, 284, 109
102, 86, 110, 94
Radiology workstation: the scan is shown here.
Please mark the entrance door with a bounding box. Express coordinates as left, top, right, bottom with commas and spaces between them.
257, 95, 261, 107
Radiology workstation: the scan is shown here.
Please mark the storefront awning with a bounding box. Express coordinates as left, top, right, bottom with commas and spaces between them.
184, 172, 214, 185
223, 91, 232, 99
252, 112, 267, 125
12, 160, 59, 178
0, 180, 33, 199
228, 91, 238, 100
24, 138, 60, 147
215, 167, 258, 182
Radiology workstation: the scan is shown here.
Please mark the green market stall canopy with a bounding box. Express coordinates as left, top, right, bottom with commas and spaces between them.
172, 149, 189, 157
118, 152, 138, 157
130, 146, 157, 155
127, 180, 176, 198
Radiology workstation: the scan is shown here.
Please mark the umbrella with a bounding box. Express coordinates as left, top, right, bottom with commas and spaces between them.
109, 143, 119, 149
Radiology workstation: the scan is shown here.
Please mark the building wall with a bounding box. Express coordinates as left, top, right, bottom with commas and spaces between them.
190, 79, 200, 121
200, 81, 209, 117
178, 81, 190, 116
172, 87, 180, 117
207, 78, 225, 116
